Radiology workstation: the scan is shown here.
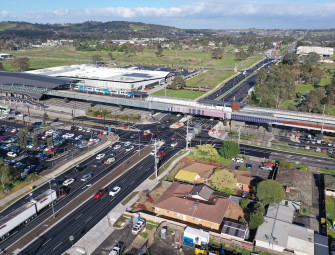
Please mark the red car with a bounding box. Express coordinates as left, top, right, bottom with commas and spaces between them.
48, 147, 54, 152
262, 162, 275, 166
94, 188, 107, 199
98, 131, 103, 136
158, 151, 166, 158
171, 134, 177, 140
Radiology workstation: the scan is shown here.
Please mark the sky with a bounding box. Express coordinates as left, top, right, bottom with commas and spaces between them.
1, 0, 335, 29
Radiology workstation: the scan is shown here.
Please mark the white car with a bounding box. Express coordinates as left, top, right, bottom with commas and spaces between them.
150, 150, 155, 156
96, 153, 106, 160
125, 141, 133, 147
113, 144, 121, 150
125, 146, 134, 152
7, 152, 17, 157
132, 219, 146, 235
109, 186, 121, 196
232, 157, 244, 163
63, 178, 75, 186
171, 141, 178, 147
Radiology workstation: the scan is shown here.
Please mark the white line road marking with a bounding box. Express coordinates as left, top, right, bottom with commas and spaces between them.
42, 238, 52, 246
75, 214, 82, 220
52, 242, 62, 251
85, 216, 92, 223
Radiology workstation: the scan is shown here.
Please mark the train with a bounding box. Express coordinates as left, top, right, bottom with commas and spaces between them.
0, 189, 57, 240
73, 85, 133, 97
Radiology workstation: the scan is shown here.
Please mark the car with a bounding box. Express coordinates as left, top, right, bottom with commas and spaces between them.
130, 133, 138, 139
47, 147, 54, 153
328, 143, 333, 147
105, 158, 116, 164
110, 150, 118, 156
75, 164, 87, 172
157, 151, 166, 158
150, 150, 155, 156
7, 152, 17, 157
323, 148, 328, 153
51, 178, 66, 186
63, 178, 75, 186
109, 186, 121, 196
94, 188, 107, 199
34, 165, 46, 174
328, 148, 334, 154
305, 146, 310, 150
259, 165, 273, 171
262, 162, 275, 167
81, 173, 93, 181
113, 144, 122, 150
171, 141, 178, 147
37, 144, 47, 150
108, 241, 124, 255
26, 143, 34, 149
315, 147, 321, 152
242, 191, 247, 198
125, 145, 134, 152
93, 160, 103, 167
132, 219, 146, 235
171, 134, 177, 140
96, 153, 105, 160
246, 164, 252, 170
75, 135, 83, 140
232, 157, 244, 163
125, 141, 133, 147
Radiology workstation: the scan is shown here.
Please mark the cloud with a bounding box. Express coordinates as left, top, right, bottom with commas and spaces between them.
0, 10, 14, 18
3, 0, 335, 28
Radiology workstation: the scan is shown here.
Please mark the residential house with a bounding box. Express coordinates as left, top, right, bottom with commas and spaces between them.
324, 174, 335, 197
255, 204, 314, 255
227, 169, 255, 196
276, 168, 313, 210
153, 183, 231, 230
182, 162, 215, 182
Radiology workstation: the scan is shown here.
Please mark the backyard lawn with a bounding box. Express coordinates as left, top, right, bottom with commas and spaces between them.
326, 196, 335, 238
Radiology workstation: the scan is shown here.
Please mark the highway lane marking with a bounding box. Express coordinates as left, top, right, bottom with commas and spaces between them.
75, 213, 82, 220
42, 238, 52, 246
52, 241, 62, 251
85, 216, 92, 223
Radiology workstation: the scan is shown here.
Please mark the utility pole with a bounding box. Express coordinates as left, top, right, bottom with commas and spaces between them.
186, 119, 189, 150
154, 138, 158, 179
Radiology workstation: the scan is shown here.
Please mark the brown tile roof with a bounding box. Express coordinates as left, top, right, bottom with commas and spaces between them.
154, 182, 231, 225
183, 163, 215, 179
276, 168, 312, 205
227, 169, 254, 185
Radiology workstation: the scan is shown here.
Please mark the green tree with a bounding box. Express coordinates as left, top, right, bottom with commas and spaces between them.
210, 169, 237, 190
189, 144, 220, 162
47, 137, 53, 148
0, 158, 14, 192
256, 179, 285, 205
43, 112, 49, 123
108, 52, 114, 61
0, 62, 4, 71
155, 44, 163, 57
92, 54, 102, 64
11, 57, 30, 71
211, 47, 224, 59
235, 49, 248, 61
239, 198, 249, 209
219, 141, 240, 159
304, 52, 320, 64
249, 211, 264, 229
247, 45, 256, 56
32, 135, 39, 149
282, 53, 298, 65
17, 129, 27, 147
170, 76, 186, 90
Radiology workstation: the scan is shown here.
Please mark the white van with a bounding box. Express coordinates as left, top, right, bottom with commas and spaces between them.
259, 165, 273, 171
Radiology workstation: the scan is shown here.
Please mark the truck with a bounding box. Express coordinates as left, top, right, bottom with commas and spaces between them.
0, 189, 57, 240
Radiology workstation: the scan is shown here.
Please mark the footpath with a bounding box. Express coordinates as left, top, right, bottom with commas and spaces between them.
65, 150, 191, 255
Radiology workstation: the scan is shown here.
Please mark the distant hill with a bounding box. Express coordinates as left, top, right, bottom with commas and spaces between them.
0, 21, 209, 39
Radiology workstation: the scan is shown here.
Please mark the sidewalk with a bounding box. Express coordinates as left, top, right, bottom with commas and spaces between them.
65, 149, 190, 255
0, 138, 115, 209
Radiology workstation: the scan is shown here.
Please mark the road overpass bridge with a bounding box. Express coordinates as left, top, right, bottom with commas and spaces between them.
46, 90, 335, 133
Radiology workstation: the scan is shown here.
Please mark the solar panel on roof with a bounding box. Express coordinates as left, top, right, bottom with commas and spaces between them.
225, 227, 230, 234
234, 229, 239, 236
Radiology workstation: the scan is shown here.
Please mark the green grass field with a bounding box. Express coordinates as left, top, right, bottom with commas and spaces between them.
152, 89, 205, 99
295, 84, 315, 94
326, 196, 335, 238
0, 22, 17, 32
5, 47, 263, 70
186, 70, 235, 89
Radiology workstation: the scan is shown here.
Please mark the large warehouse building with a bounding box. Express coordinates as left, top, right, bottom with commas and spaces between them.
296, 46, 334, 58
28, 65, 172, 97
